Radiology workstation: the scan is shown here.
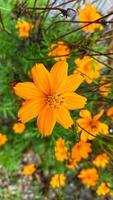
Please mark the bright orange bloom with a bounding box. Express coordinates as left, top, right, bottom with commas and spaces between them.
22, 164, 36, 176
50, 174, 66, 188
71, 141, 92, 162
107, 107, 113, 120
78, 168, 99, 188
96, 182, 110, 196
77, 109, 109, 141
55, 138, 68, 162
48, 41, 70, 61
78, 3, 102, 32
16, 20, 34, 37
92, 153, 109, 168
0, 133, 8, 146
14, 61, 87, 136
13, 122, 25, 134
99, 77, 112, 96
74, 56, 102, 84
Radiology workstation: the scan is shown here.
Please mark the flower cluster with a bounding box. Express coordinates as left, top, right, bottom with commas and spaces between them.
54, 138, 68, 162
96, 182, 110, 196
0, 133, 8, 147
50, 174, 66, 188
74, 56, 102, 84
1, 1, 112, 199
13, 122, 25, 134
16, 20, 34, 37
78, 3, 102, 32
78, 168, 99, 188
71, 141, 92, 163
77, 109, 109, 141
92, 153, 109, 168
22, 164, 36, 176
48, 41, 70, 61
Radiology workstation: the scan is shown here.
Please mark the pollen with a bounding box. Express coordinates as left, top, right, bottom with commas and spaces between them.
47, 94, 64, 109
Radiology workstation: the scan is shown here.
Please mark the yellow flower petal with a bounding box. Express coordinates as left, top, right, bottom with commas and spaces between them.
93, 110, 104, 121
79, 109, 92, 119
99, 122, 109, 135
61, 74, 84, 93
14, 82, 43, 100
37, 105, 56, 136
63, 93, 87, 110
56, 107, 73, 129
50, 61, 68, 93
18, 99, 44, 123
32, 64, 51, 94
77, 118, 88, 129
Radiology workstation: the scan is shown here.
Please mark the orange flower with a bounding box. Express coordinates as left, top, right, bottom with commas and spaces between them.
92, 153, 109, 168
74, 56, 102, 84
96, 182, 110, 196
71, 141, 92, 162
107, 107, 113, 120
0, 133, 8, 146
48, 41, 70, 61
77, 109, 109, 141
13, 122, 25, 134
50, 174, 66, 188
78, 168, 99, 188
16, 20, 34, 37
14, 61, 87, 136
22, 164, 36, 176
99, 77, 112, 96
78, 3, 102, 32
55, 138, 68, 162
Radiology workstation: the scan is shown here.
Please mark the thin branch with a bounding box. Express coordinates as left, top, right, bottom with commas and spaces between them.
0, 11, 11, 35
91, 56, 113, 70
77, 123, 96, 138
54, 11, 113, 40
46, 20, 113, 31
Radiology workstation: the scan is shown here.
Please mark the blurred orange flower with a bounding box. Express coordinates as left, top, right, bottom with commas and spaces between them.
22, 164, 36, 176
50, 174, 66, 188
96, 182, 110, 196
71, 141, 92, 162
14, 61, 87, 136
74, 56, 102, 84
99, 77, 112, 96
55, 138, 68, 162
78, 3, 102, 32
0, 133, 8, 146
78, 168, 99, 188
107, 107, 113, 120
92, 153, 109, 168
48, 41, 70, 61
77, 109, 109, 141
13, 122, 25, 134
16, 20, 34, 37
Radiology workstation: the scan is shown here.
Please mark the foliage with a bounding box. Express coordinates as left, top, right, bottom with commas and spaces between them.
0, 0, 113, 199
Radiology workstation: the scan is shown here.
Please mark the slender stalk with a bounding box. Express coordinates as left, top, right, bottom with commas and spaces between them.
91, 56, 113, 70
0, 11, 11, 35
77, 123, 96, 138
54, 12, 113, 40
46, 20, 113, 31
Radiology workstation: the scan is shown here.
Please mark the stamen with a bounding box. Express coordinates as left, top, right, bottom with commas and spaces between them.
46, 94, 64, 109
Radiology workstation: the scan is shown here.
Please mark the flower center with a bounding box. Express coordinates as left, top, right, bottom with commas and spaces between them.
47, 94, 64, 109
90, 120, 99, 130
